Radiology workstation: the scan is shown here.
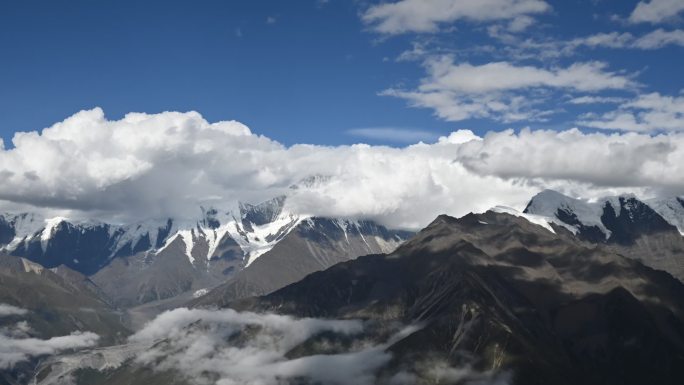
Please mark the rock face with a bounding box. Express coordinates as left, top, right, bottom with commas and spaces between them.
192, 218, 411, 307
226, 211, 684, 385
524, 189, 684, 282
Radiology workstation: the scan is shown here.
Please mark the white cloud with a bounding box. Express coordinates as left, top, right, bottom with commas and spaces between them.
0, 108, 535, 229
0, 304, 99, 368
568, 96, 626, 105
347, 127, 439, 143
362, 0, 550, 34
0, 304, 28, 317
579, 92, 684, 132
0, 332, 99, 369
128, 307, 409, 385
4, 108, 684, 230
569, 29, 684, 50
381, 56, 635, 123
629, 0, 684, 24
417, 58, 633, 93
454, 128, 684, 191
492, 29, 684, 63
125, 308, 510, 385
633, 28, 684, 48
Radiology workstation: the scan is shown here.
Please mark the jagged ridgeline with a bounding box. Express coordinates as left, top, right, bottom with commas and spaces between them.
0, 195, 411, 309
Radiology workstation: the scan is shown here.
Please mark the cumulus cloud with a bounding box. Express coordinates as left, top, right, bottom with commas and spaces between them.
0, 304, 28, 317
362, 0, 550, 34
381, 56, 635, 123
629, 0, 684, 24
454, 128, 684, 191
579, 91, 684, 132
3, 108, 684, 229
128, 307, 414, 385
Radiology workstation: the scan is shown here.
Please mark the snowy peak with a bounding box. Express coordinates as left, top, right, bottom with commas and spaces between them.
0, 195, 309, 276
524, 190, 682, 243
647, 196, 684, 236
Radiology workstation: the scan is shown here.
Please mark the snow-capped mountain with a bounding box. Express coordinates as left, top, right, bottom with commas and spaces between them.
0, 196, 303, 275
524, 189, 684, 239
523, 189, 684, 281
0, 195, 412, 308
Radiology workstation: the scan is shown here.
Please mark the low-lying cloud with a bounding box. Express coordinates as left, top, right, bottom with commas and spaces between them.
1, 108, 684, 229
126, 307, 507, 385
130, 308, 402, 385
0, 304, 99, 369
0, 303, 28, 317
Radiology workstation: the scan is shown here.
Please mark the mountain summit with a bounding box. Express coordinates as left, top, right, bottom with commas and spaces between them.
524, 189, 684, 282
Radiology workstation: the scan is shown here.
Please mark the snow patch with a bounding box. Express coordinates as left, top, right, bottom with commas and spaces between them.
177, 230, 196, 264
525, 190, 611, 238
647, 196, 684, 236
41, 217, 67, 251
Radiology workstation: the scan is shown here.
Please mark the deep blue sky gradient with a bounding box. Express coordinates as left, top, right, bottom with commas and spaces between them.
1, 0, 682, 146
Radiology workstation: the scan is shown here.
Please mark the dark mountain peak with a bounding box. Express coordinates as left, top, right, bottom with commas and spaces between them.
601, 195, 677, 244
424, 213, 459, 229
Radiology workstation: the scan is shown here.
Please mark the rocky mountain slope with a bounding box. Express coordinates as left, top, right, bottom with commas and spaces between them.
0, 255, 129, 385
192, 218, 410, 307
226, 210, 684, 385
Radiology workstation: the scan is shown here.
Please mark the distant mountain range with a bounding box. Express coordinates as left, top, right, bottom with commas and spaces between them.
0, 195, 411, 310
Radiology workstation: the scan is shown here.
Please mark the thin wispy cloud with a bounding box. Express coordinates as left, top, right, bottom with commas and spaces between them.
381, 56, 636, 123
362, 0, 551, 34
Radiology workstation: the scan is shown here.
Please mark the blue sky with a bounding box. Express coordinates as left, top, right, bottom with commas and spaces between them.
1, 0, 683, 148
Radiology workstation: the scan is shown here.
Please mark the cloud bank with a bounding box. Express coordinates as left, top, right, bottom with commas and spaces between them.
2, 108, 684, 229
130, 308, 392, 385
127, 307, 507, 385
0, 304, 99, 369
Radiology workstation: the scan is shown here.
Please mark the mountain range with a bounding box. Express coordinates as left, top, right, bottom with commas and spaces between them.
2, 189, 684, 384
0, 195, 410, 321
